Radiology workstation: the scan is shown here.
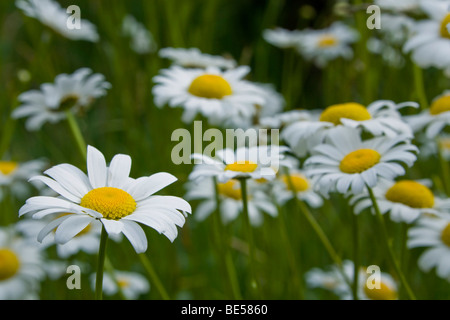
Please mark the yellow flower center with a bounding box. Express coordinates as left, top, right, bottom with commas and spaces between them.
318, 35, 338, 47
430, 95, 450, 115
117, 278, 130, 289
385, 180, 434, 209
80, 187, 137, 220
339, 149, 381, 174
441, 223, 450, 247
59, 94, 80, 111
224, 160, 258, 173
0, 248, 20, 281
217, 180, 242, 200
188, 74, 233, 99
440, 13, 450, 39
364, 281, 398, 300
282, 174, 309, 192
0, 161, 18, 175
319, 103, 372, 125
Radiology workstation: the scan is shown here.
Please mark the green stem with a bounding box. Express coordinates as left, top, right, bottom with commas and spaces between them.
65, 110, 87, 160
366, 186, 417, 300
437, 140, 450, 196
95, 225, 108, 300
413, 63, 428, 110
350, 207, 360, 300
138, 253, 170, 300
239, 178, 260, 297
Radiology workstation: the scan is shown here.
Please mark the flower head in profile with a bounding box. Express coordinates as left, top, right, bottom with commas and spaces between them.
122, 14, 157, 54
12, 68, 111, 131
16, 0, 99, 42
152, 65, 267, 125
304, 126, 418, 195
92, 270, 150, 299
262, 27, 304, 49
159, 47, 236, 70
18, 145, 191, 253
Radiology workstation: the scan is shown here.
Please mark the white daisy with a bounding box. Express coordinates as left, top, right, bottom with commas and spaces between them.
297, 21, 359, 67
159, 47, 236, 69
408, 214, 450, 280
16, 0, 99, 42
304, 126, 418, 195
0, 159, 47, 202
262, 27, 304, 49
185, 177, 277, 227
374, 0, 423, 13
0, 226, 46, 300
12, 68, 111, 131
151, 65, 266, 125
282, 100, 418, 157
350, 178, 450, 223
92, 270, 150, 299
122, 14, 157, 55
189, 145, 287, 183
404, 91, 450, 139
403, 0, 450, 70
18, 145, 191, 253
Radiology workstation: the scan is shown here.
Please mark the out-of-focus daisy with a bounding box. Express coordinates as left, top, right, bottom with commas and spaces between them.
405, 91, 450, 139
18, 145, 191, 253
189, 146, 287, 183
262, 27, 303, 49
12, 68, 111, 131
408, 214, 450, 280
152, 65, 267, 125
0, 226, 45, 300
304, 126, 418, 195
185, 177, 277, 226
16, 0, 99, 42
305, 260, 399, 300
297, 22, 359, 67
374, 0, 422, 13
122, 14, 157, 54
159, 47, 236, 70
282, 100, 417, 157
350, 178, 450, 223
92, 270, 150, 299
403, 0, 450, 70
0, 159, 47, 202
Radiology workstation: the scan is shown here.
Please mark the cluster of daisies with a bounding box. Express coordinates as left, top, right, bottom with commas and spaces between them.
2, 0, 450, 301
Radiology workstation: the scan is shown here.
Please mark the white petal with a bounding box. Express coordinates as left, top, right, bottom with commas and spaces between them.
87, 145, 107, 188
127, 172, 178, 201
121, 220, 148, 253
54, 215, 94, 244
108, 154, 132, 188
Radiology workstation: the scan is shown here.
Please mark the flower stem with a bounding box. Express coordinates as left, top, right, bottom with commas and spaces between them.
95, 225, 108, 300
412, 63, 428, 110
138, 253, 170, 300
350, 206, 360, 300
366, 185, 417, 300
65, 110, 87, 160
238, 177, 260, 297
437, 140, 450, 196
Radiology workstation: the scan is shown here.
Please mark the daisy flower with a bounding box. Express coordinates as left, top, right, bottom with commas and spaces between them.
297, 21, 359, 67
350, 178, 450, 223
12, 68, 111, 131
403, 0, 450, 70
262, 27, 304, 49
304, 126, 418, 195
18, 145, 191, 253
408, 214, 450, 280
122, 14, 157, 55
282, 100, 418, 157
374, 0, 422, 13
0, 159, 47, 202
404, 91, 450, 139
16, 0, 99, 42
92, 270, 150, 299
0, 226, 46, 300
188, 145, 287, 183
159, 47, 236, 69
152, 65, 267, 125
185, 177, 277, 226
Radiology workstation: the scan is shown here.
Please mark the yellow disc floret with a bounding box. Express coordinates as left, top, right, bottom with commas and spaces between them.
80, 187, 137, 220
0, 248, 20, 281
282, 174, 309, 192
385, 180, 434, 209
224, 160, 258, 173
320, 103, 372, 125
188, 74, 233, 99
364, 281, 398, 300
339, 149, 381, 174
0, 161, 18, 176
318, 35, 338, 47
217, 180, 242, 200
441, 223, 450, 247
440, 13, 450, 39
430, 95, 450, 115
